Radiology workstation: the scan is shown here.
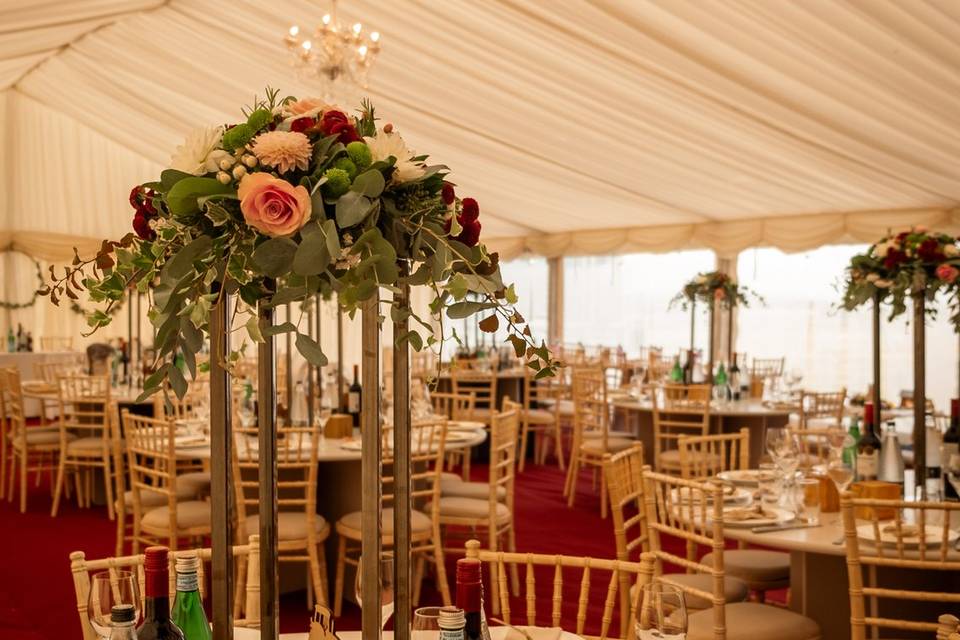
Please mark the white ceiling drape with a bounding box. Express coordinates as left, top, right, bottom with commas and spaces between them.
1, 0, 959, 261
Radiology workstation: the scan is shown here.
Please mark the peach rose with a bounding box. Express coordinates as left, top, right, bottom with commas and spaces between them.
238, 172, 311, 238
936, 263, 959, 284
285, 97, 328, 117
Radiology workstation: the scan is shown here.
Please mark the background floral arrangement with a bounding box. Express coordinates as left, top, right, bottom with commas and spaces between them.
841, 226, 960, 328
670, 270, 761, 310
40, 89, 559, 398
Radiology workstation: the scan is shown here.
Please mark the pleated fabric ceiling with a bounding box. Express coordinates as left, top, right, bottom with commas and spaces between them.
2, 0, 959, 261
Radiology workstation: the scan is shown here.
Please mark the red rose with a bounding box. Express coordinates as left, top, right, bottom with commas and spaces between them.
132, 212, 155, 241
883, 248, 906, 270
290, 117, 316, 134
319, 110, 360, 143
441, 182, 456, 205
129, 186, 141, 208
460, 197, 479, 222
917, 237, 943, 262
458, 220, 481, 247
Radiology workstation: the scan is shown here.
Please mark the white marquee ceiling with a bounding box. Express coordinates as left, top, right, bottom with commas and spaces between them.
1, 0, 959, 260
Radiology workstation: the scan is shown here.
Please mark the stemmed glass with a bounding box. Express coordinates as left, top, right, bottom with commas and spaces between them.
636, 582, 687, 639
765, 427, 800, 512
412, 606, 442, 638
826, 458, 855, 495
87, 571, 141, 639
355, 552, 395, 630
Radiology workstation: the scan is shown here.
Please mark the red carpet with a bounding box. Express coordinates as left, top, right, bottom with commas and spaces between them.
0, 461, 707, 639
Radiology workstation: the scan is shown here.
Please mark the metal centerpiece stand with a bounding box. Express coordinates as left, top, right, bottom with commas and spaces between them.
206, 275, 414, 640
912, 288, 927, 495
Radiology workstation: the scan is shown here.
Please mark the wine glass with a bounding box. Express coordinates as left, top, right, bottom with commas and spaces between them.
827, 458, 855, 494
412, 606, 442, 639
87, 571, 140, 639
636, 581, 687, 639
355, 552, 395, 630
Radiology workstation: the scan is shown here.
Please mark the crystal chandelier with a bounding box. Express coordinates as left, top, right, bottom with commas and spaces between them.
284, 0, 381, 93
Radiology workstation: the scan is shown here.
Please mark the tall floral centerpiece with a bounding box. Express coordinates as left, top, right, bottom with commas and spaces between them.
841, 227, 960, 494
40, 90, 559, 639
671, 271, 760, 379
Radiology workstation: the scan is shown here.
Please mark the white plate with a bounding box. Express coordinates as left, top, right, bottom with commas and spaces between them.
856, 523, 960, 549
716, 506, 794, 528
670, 486, 752, 506
716, 469, 762, 487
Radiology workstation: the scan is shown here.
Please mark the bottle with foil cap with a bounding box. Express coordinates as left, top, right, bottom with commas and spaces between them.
138, 547, 184, 640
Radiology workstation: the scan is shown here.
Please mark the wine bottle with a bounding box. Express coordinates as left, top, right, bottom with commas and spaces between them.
729, 355, 741, 401
714, 362, 728, 399
16, 323, 23, 352
944, 399, 960, 500
856, 403, 881, 482
682, 350, 694, 385
456, 558, 491, 640
347, 364, 362, 427
669, 358, 682, 383
138, 547, 185, 640
843, 416, 861, 468
109, 604, 138, 640
171, 552, 211, 640
6, 328, 14, 353
925, 411, 943, 497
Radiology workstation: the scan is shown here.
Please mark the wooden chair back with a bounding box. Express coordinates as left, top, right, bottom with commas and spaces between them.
651, 384, 711, 470
677, 428, 750, 479
41, 336, 75, 351
382, 418, 447, 519
489, 403, 520, 509
841, 492, 960, 639
643, 470, 728, 637
69, 537, 262, 640
451, 369, 497, 414
429, 391, 476, 421
464, 539, 653, 640
58, 375, 112, 445
0, 368, 26, 443
750, 357, 784, 379
572, 367, 609, 448
791, 427, 839, 471
411, 349, 438, 380
799, 388, 846, 428
36, 359, 84, 384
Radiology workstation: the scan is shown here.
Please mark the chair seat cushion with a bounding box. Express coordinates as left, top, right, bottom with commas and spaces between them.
465, 408, 494, 423
658, 449, 720, 469
525, 408, 556, 424
338, 508, 432, 536
65, 436, 106, 453
177, 471, 211, 493
701, 549, 790, 587
244, 512, 329, 541
581, 434, 636, 454
427, 496, 511, 523
440, 476, 506, 500
685, 602, 820, 640
120, 480, 200, 509
660, 573, 750, 610
141, 500, 211, 531
14, 429, 71, 447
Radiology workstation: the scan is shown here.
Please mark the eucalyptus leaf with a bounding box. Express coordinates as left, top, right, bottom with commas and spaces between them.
447, 301, 494, 319
161, 236, 213, 282
292, 231, 332, 276
166, 177, 235, 218
169, 363, 188, 399
351, 170, 386, 198
252, 237, 298, 277
335, 191, 374, 228
263, 321, 297, 337
295, 332, 328, 366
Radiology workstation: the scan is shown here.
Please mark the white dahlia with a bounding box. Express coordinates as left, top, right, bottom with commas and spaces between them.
250, 130, 313, 174
364, 129, 425, 183
169, 126, 225, 175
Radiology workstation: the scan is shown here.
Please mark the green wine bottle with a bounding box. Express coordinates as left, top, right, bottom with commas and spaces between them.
171, 553, 211, 640
669, 358, 683, 383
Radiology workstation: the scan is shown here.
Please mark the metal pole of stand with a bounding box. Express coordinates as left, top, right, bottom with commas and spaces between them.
707, 300, 715, 383
392, 274, 412, 639
689, 299, 696, 354
257, 302, 279, 640
209, 292, 233, 640
136, 291, 142, 386
307, 301, 315, 428
913, 291, 927, 497
726, 304, 734, 364
360, 296, 382, 640
337, 297, 345, 411
316, 294, 323, 410
872, 293, 882, 434
285, 302, 294, 423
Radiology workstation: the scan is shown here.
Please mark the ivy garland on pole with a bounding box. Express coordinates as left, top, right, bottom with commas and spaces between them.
0, 250, 44, 311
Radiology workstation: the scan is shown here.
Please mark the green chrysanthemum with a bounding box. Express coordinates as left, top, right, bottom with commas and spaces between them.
346, 141, 372, 170
333, 157, 358, 180
322, 168, 351, 199
246, 108, 273, 132
222, 123, 254, 151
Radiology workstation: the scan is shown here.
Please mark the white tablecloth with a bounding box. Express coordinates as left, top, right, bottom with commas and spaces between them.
0, 350, 84, 416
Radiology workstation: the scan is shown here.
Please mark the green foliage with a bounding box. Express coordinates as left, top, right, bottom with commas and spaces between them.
346, 141, 372, 169
322, 168, 351, 199
222, 123, 254, 151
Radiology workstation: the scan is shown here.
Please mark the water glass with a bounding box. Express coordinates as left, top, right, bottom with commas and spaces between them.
412, 606, 442, 639
757, 462, 780, 506
87, 571, 140, 638
797, 478, 820, 524
636, 582, 687, 639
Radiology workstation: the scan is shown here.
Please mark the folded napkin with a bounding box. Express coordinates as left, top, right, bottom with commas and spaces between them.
724, 505, 777, 521
501, 626, 563, 640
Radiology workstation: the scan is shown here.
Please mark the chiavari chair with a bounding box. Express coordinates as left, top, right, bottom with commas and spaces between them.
51, 374, 116, 518
677, 428, 750, 480
517, 366, 565, 472
123, 411, 211, 552
233, 419, 329, 612
937, 613, 959, 640
70, 536, 262, 640
604, 446, 749, 636
334, 418, 451, 614
841, 492, 960, 639
651, 384, 711, 473
564, 368, 636, 517
2, 367, 67, 512
23, 358, 85, 428
791, 427, 838, 471
430, 390, 476, 481
464, 538, 652, 640
643, 471, 821, 639
40, 335, 75, 351
750, 357, 784, 380
451, 368, 498, 426
797, 388, 846, 429
432, 404, 520, 614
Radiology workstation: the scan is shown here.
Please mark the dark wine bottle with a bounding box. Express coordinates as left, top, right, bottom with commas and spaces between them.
347, 364, 362, 427
943, 399, 960, 501
856, 402, 882, 481
729, 354, 742, 401
456, 558, 490, 640
138, 547, 185, 640
682, 350, 694, 385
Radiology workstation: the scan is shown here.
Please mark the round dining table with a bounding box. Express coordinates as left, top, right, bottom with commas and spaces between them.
719, 471, 960, 639
233, 626, 577, 639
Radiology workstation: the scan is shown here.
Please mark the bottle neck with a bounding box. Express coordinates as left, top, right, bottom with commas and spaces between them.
176, 570, 199, 593
144, 595, 171, 622
109, 622, 137, 640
